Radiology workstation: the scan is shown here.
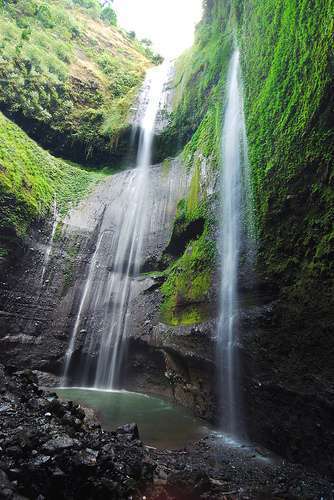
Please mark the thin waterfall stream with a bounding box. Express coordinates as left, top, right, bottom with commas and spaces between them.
218, 49, 254, 439
41, 200, 58, 285
63, 63, 171, 389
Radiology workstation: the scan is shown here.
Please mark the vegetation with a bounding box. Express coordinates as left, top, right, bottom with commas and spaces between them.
161, 160, 217, 325
159, 3, 232, 324
163, 0, 334, 330
158, 1, 233, 164
238, 0, 334, 327
0, 0, 152, 164
0, 111, 107, 255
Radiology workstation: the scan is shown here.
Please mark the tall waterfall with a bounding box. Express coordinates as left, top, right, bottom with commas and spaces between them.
218, 50, 253, 437
63, 63, 170, 388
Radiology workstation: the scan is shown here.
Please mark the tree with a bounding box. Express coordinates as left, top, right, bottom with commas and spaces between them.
100, 5, 117, 26
140, 38, 152, 47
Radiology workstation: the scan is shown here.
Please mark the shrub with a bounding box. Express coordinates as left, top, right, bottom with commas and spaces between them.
100, 6, 117, 26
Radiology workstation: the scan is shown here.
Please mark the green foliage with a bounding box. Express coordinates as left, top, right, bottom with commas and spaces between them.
161, 223, 216, 326
186, 159, 201, 214
158, 3, 233, 325
160, 2, 233, 160
72, 0, 101, 16
0, 112, 107, 252
166, 0, 334, 331
97, 54, 141, 97
160, 165, 217, 326
0, 0, 150, 164
238, 0, 334, 324
100, 6, 117, 26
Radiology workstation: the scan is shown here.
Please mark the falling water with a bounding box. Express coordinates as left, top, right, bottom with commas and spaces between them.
63, 63, 171, 388
63, 229, 106, 381
41, 200, 58, 285
218, 50, 253, 438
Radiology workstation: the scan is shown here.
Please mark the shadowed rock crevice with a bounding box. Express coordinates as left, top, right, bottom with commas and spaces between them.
164, 217, 205, 258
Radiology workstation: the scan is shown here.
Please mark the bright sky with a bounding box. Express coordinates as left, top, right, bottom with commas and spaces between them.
113, 0, 203, 58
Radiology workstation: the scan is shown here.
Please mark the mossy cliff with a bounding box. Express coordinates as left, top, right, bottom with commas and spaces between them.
0, 0, 152, 165
239, 0, 334, 332
159, 2, 234, 323
161, 0, 334, 338
0, 111, 107, 257
156, 0, 334, 470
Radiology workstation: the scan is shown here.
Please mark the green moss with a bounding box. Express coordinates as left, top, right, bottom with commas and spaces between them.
238, 0, 334, 324
162, 158, 172, 178
0, 112, 107, 252
161, 223, 216, 326
170, 0, 334, 329
0, 247, 8, 258
186, 159, 201, 214
159, 2, 233, 162
161, 303, 211, 327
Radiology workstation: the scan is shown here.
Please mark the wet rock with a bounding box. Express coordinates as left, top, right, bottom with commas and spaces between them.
0, 469, 27, 500
0, 365, 7, 393
42, 435, 79, 453
0, 364, 333, 499
31, 455, 51, 466
15, 370, 38, 386
116, 423, 139, 440
72, 448, 98, 467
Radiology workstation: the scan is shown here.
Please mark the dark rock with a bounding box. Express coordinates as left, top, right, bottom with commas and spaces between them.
72, 448, 99, 467
0, 367, 332, 499
42, 435, 79, 453
116, 423, 139, 440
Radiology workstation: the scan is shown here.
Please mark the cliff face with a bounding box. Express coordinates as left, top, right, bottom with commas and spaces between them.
0, 112, 106, 259
158, 0, 334, 474
240, 0, 334, 331
165, 0, 334, 330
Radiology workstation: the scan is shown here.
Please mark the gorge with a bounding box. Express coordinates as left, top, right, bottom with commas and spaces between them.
0, 0, 333, 498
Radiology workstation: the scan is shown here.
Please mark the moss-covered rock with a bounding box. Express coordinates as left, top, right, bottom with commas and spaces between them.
0, 111, 108, 255
239, 0, 334, 327
163, 0, 334, 332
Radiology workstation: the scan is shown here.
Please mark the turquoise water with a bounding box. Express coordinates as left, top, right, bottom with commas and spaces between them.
56, 388, 210, 449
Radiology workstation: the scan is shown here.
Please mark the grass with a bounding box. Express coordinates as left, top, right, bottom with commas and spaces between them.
0, 111, 108, 251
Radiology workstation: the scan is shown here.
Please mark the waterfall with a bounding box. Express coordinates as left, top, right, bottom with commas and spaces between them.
41, 200, 58, 285
218, 50, 253, 438
63, 63, 170, 388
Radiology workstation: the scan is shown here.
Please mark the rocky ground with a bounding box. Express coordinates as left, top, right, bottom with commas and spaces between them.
0, 364, 333, 500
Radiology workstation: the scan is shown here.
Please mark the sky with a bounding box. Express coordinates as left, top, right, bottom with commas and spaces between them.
113, 0, 203, 58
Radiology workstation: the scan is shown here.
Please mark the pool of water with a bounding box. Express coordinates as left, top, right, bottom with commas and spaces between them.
56, 388, 210, 449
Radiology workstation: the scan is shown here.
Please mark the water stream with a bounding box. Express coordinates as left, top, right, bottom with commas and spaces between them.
63, 64, 172, 389
218, 49, 254, 438
41, 200, 58, 285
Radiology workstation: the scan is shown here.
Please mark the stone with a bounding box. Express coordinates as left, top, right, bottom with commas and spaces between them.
116, 423, 139, 440
72, 448, 99, 467
42, 435, 78, 453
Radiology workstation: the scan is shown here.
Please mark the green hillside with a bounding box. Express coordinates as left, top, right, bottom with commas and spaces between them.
0, 0, 153, 164
0, 111, 107, 256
